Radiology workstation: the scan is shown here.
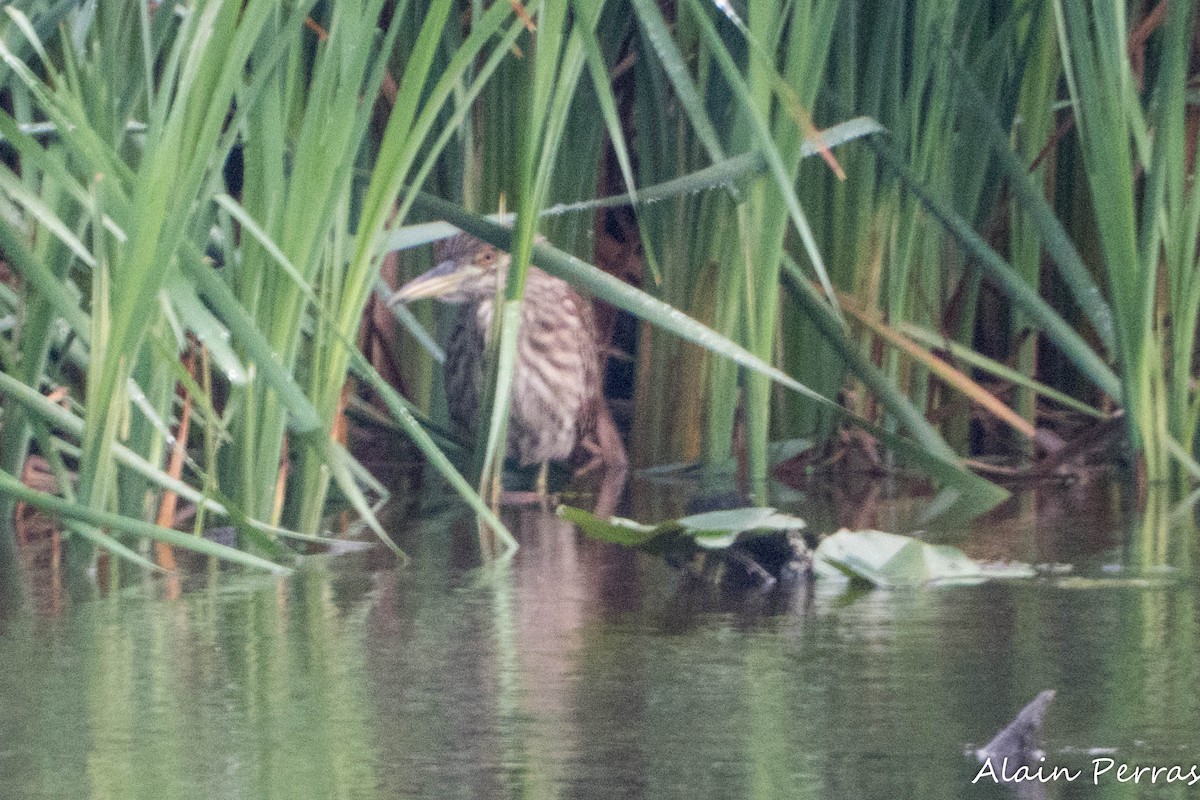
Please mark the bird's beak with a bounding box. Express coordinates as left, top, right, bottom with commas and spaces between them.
388, 260, 466, 306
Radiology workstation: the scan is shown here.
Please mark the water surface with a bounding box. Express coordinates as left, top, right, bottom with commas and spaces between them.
1, 478, 1198, 799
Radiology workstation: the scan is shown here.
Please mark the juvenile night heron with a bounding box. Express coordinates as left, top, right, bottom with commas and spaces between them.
390, 233, 627, 495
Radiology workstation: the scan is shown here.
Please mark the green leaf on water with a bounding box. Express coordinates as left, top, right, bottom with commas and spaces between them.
815, 530, 1034, 587
558, 505, 681, 553
678, 507, 806, 535
560, 504, 805, 555
563, 505, 1032, 589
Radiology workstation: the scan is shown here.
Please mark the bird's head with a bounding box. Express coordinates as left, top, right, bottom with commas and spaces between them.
390, 233, 509, 305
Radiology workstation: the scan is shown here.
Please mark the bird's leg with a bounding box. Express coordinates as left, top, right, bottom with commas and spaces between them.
494, 462, 554, 507
573, 402, 629, 479
490, 470, 503, 512
573, 436, 605, 477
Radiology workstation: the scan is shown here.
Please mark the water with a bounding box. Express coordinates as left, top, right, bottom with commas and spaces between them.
2, 479, 1200, 799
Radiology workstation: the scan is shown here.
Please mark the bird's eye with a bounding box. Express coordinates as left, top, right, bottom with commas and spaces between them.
477, 249, 496, 266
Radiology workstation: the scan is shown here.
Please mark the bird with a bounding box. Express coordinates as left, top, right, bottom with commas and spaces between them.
389, 232, 627, 497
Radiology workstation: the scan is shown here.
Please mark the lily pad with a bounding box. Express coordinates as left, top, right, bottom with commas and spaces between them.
560, 504, 805, 554
815, 529, 1035, 587
560, 507, 1033, 590
559, 504, 811, 587
556, 507, 659, 545
557, 506, 686, 556
677, 507, 804, 535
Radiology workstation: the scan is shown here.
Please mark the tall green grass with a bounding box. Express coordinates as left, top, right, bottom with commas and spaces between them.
0, 0, 1197, 577
1053, 0, 1200, 484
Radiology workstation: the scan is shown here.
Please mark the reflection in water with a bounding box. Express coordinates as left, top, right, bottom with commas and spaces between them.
0, 567, 382, 799
0, 481, 1199, 799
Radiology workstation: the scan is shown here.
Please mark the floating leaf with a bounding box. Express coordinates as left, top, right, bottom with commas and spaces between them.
677, 506, 805, 535
561, 503, 811, 588
558, 505, 683, 554
564, 505, 1033, 590
815, 529, 1034, 587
